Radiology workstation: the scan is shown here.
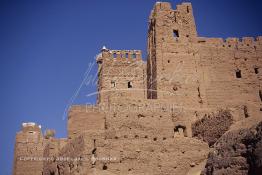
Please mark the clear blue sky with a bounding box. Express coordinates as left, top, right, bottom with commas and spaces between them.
0, 0, 262, 174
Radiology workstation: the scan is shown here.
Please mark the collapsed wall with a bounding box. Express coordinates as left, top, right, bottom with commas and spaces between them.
42, 129, 209, 175
13, 123, 67, 175
202, 121, 262, 175
13, 123, 45, 175
192, 109, 233, 146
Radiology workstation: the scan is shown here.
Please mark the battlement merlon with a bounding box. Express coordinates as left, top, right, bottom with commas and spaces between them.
151, 2, 194, 19
150, 2, 262, 46
14, 122, 44, 144
21, 122, 42, 133
196, 36, 262, 47
96, 46, 142, 64
149, 2, 198, 40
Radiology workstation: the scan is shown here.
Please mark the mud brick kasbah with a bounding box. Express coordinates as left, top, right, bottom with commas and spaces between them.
13, 2, 262, 175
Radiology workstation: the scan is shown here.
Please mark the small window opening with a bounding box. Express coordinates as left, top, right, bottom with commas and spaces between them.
259, 90, 262, 102
102, 164, 108, 170
153, 137, 157, 141
132, 53, 136, 59
167, 60, 170, 63
93, 139, 96, 147
70, 163, 75, 171
173, 86, 178, 91
187, 6, 190, 13
173, 30, 179, 38
92, 148, 96, 154
198, 40, 206, 43
243, 105, 249, 118
128, 81, 133, 88
56, 166, 61, 175
174, 125, 186, 137
111, 81, 116, 88
254, 67, 259, 74
197, 87, 201, 98
113, 53, 117, 58
236, 70, 242, 78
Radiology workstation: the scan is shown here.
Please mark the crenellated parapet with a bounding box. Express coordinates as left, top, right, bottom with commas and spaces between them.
149, 2, 197, 41
15, 122, 43, 144
97, 47, 142, 64
196, 36, 262, 48
96, 46, 146, 104
21, 122, 42, 132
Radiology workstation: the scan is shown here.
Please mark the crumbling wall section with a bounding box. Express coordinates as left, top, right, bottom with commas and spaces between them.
196, 37, 262, 117
68, 105, 105, 139
192, 109, 233, 146
42, 138, 67, 175
202, 121, 262, 175
13, 123, 45, 175
46, 131, 209, 175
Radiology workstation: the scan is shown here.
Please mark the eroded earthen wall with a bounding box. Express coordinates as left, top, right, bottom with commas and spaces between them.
147, 2, 262, 119
96, 49, 146, 104
13, 124, 45, 175
68, 105, 105, 139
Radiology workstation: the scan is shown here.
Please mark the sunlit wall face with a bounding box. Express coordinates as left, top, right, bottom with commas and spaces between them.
1, 0, 262, 174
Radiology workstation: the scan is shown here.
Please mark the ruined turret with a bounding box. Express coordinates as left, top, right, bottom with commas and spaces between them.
13, 122, 44, 175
